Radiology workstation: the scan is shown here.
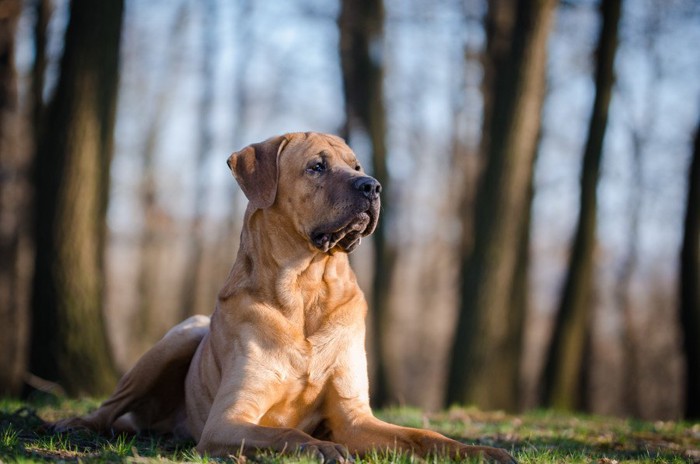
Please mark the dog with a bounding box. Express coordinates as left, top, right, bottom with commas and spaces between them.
55, 132, 516, 463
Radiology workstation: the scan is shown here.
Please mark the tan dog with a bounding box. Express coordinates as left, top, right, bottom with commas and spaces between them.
55, 132, 515, 463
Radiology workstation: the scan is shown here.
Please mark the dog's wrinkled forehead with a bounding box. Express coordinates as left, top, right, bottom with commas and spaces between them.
283, 132, 357, 165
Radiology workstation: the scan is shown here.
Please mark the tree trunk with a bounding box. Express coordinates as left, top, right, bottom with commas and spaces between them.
31, 0, 50, 136
680, 117, 700, 419
540, 0, 622, 411
30, 0, 124, 396
615, 129, 643, 417
616, 4, 661, 419
212, 0, 252, 316
0, 0, 30, 396
338, 0, 394, 407
180, 0, 216, 321
132, 3, 188, 357
447, 0, 557, 411
133, 100, 170, 357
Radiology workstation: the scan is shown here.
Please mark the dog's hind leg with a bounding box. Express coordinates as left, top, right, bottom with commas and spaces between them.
54, 315, 210, 436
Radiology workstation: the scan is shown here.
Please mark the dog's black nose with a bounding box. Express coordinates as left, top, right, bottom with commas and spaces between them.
353, 176, 382, 200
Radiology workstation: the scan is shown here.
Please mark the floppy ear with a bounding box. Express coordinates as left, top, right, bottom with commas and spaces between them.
227, 135, 289, 209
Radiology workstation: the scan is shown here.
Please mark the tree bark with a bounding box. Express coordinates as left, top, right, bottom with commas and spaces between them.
615, 129, 643, 417
30, 0, 124, 396
180, 0, 216, 321
338, 0, 394, 407
540, 0, 622, 411
132, 3, 188, 358
31, 0, 50, 136
447, 0, 557, 411
680, 117, 700, 419
0, 0, 30, 396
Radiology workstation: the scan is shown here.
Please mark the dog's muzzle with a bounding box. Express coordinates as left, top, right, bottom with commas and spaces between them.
311, 175, 381, 254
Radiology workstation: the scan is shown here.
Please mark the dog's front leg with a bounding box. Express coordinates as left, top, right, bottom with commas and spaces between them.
194, 371, 351, 462
324, 363, 517, 464
331, 412, 516, 463
197, 418, 350, 461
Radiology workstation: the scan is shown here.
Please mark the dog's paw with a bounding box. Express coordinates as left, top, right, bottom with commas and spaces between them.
485, 448, 518, 464
51, 417, 91, 433
479, 447, 518, 464
457, 445, 517, 463
298, 440, 354, 464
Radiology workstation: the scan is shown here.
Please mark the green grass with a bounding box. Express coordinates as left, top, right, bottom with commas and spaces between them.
1, 398, 698, 463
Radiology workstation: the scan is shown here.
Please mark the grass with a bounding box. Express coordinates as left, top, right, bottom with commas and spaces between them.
1, 397, 698, 463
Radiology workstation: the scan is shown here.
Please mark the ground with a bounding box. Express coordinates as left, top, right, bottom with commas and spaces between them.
1, 397, 698, 463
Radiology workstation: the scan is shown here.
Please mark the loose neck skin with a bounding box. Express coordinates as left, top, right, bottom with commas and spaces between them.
219, 205, 360, 331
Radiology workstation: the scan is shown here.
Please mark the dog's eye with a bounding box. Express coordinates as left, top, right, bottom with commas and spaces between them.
307, 161, 326, 174
354, 165, 362, 172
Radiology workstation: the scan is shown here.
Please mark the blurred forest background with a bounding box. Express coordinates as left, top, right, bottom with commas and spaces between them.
0, 0, 699, 422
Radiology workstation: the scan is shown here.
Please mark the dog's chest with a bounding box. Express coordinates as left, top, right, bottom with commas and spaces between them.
258, 375, 324, 431
257, 336, 335, 431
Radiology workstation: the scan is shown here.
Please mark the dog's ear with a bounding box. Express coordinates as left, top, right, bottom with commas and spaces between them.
227, 135, 289, 209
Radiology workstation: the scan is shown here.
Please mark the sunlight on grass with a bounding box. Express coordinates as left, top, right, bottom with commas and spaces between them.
1, 424, 20, 449
103, 433, 136, 457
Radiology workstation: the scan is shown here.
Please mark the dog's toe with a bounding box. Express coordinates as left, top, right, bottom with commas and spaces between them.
485, 448, 518, 463
299, 441, 351, 463
52, 417, 88, 433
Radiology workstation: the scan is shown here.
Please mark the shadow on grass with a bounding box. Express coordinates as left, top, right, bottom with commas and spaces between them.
2, 404, 698, 463
508, 436, 692, 462
447, 430, 697, 463
1, 407, 197, 462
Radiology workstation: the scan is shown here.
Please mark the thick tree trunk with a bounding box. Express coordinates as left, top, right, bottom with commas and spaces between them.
0, 0, 30, 396
30, 0, 124, 396
338, 0, 394, 407
447, 0, 556, 411
680, 117, 700, 419
541, 0, 622, 411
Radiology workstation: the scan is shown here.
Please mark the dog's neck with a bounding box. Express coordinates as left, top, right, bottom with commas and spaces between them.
219, 206, 362, 332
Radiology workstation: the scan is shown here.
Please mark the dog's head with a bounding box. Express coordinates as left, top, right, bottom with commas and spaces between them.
227, 132, 381, 254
